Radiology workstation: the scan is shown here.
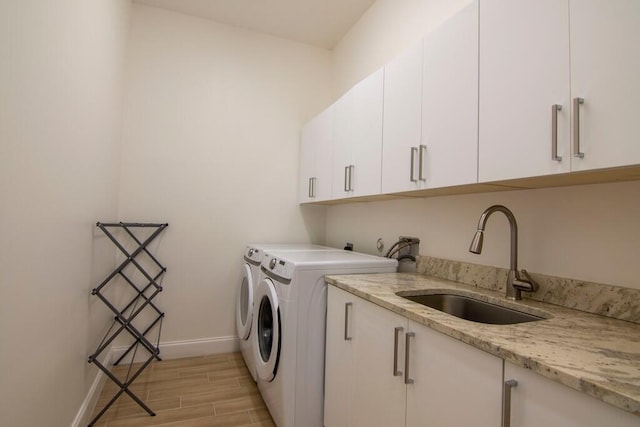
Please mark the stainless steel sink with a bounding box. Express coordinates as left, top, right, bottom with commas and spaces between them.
398, 292, 545, 325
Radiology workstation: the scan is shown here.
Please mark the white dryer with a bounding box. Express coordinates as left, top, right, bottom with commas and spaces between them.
252, 250, 397, 427
236, 243, 332, 381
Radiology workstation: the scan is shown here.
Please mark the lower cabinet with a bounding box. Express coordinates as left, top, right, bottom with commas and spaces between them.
325, 286, 640, 427
324, 286, 502, 427
504, 362, 638, 427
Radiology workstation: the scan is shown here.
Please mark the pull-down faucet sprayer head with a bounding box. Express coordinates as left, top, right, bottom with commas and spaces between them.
469, 230, 484, 254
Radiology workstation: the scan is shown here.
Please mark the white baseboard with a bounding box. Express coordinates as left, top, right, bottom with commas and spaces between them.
112, 335, 240, 364
71, 336, 239, 427
71, 348, 115, 427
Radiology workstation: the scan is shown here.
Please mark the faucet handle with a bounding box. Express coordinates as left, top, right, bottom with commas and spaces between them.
514, 268, 539, 292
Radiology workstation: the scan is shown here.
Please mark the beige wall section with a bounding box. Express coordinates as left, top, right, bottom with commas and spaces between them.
119, 4, 331, 343
327, 0, 640, 290
331, 0, 473, 99
0, 0, 131, 426
326, 181, 640, 290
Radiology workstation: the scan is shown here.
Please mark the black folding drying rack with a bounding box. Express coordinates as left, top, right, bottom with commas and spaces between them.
87, 222, 168, 427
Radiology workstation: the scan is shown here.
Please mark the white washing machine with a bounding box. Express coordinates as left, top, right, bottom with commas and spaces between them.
252, 250, 398, 427
236, 243, 332, 381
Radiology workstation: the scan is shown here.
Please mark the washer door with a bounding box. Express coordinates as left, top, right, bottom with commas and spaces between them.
254, 278, 280, 382
235, 264, 253, 340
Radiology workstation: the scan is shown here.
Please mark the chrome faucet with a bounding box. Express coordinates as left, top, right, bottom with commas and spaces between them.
469, 205, 537, 300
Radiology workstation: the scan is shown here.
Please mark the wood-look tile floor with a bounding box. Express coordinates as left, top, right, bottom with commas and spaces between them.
90, 353, 274, 427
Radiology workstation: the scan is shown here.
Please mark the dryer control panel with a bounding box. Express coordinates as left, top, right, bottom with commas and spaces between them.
261, 254, 295, 283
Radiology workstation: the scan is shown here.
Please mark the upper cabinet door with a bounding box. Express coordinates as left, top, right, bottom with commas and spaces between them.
333, 69, 384, 199
569, 0, 640, 171
381, 41, 424, 194
479, 0, 571, 182
298, 106, 333, 203
421, 0, 479, 188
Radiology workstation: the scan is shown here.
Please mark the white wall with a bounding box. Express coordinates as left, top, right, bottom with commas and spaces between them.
326, 0, 640, 290
331, 0, 473, 99
326, 181, 640, 290
119, 4, 331, 345
0, 0, 131, 426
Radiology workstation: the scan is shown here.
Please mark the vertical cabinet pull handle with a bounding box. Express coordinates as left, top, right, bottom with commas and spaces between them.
344, 166, 349, 192
312, 177, 317, 198
502, 379, 518, 427
393, 327, 404, 376
308, 177, 317, 198
404, 332, 415, 384
344, 302, 352, 341
410, 147, 418, 182
348, 165, 355, 191
551, 105, 563, 161
419, 145, 427, 181
573, 97, 585, 158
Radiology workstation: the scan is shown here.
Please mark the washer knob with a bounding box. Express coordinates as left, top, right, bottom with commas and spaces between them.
269, 258, 277, 269
248, 248, 254, 257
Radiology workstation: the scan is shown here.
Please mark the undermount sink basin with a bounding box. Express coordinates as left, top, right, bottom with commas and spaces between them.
398, 292, 545, 325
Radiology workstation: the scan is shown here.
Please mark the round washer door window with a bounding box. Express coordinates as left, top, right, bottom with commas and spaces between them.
235, 264, 253, 340
254, 278, 280, 382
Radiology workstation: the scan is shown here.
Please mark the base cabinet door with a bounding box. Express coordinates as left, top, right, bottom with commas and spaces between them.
405, 320, 503, 427
325, 289, 503, 427
351, 295, 407, 426
504, 362, 638, 427
324, 287, 355, 427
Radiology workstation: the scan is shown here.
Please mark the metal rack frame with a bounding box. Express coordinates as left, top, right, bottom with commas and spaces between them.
87, 222, 168, 427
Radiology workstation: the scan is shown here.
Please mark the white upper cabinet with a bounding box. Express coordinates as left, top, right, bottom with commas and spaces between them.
332, 69, 384, 199
298, 106, 333, 203
421, 0, 479, 188
479, 0, 640, 182
479, 0, 572, 182
569, 0, 640, 171
382, 1, 479, 193
381, 41, 424, 194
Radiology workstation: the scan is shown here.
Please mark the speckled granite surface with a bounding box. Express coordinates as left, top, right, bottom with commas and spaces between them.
417, 256, 640, 324
325, 272, 640, 417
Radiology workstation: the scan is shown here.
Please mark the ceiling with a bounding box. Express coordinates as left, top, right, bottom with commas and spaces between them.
133, 0, 377, 49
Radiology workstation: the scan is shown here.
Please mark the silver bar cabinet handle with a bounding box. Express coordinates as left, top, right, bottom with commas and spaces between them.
344, 166, 349, 192
344, 302, 352, 341
308, 177, 314, 198
502, 379, 518, 427
419, 145, 427, 181
348, 165, 355, 191
551, 105, 562, 161
573, 97, 585, 158
410, 147, 418, 182
393, 327, 404, 376
404, 332, 415, 384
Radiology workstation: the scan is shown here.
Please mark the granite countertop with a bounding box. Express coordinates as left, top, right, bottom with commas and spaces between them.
325, 272, 640, 417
